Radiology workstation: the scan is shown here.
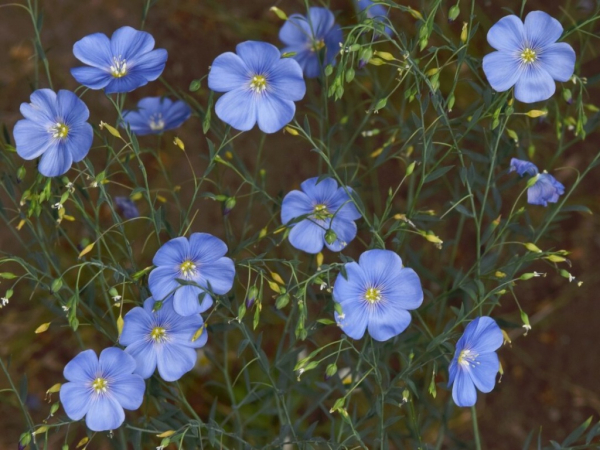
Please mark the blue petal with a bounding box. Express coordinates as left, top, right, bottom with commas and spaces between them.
381, 267, 423, 310
367, 305, 412, 341
215, 87, 257, 131
70, 67, 112, 90
468, 352, 499, 393
358, 249, 403, 287
452, 369, 477, 407
209, 52, 250, 92
148, 266, 179, 301
109, 373, 145, 410
198, 257, 235, 295
256, 93, 295, 134
14, 120, 53, 160
448, 358, 458, 387
487, 15, 525, 52
461, 317, 503, 354
325, 217, 357, 252
299, 51, 321, 79
122, 110, 151, 134
524, 11, 563, 49
120, 306, 152, 346
163, 100, 191, 130
538, 43, 576, 82
125, 340, 157, 379
104, 72, 151, 94
300, 177, 338, 203
279, 14, 312, 46
86, 396, 125, 431
110, 26, 156, 61
324, 25, 343, 65
268, 58, 306, 101
288, 219, 325, 254
73, 32, 112, 69
66, 123, 93, 163
173, 285, 212, 315
38, 141, 72, 177
281, 190, 313, 225
510, 158, 539, 176
129, 49, 167, 81
154, 236, 189, 266
328, 186, 361, 221
64, 349, 98, 382
167, 314, 207, 348
57, 90, 90, 124
482, 51, 521, 92
308, 7, 336, 38
98, 347, 137, 379
236, 41, 281, 74
59, 382, 92, 420
334, 297, 369, 340
28, 89, 58, 120
189, 233, 228, 263
514, 65, 555, 103
528, 173, 564, 206
156, 344, 197, 381
333, 261, 369, 305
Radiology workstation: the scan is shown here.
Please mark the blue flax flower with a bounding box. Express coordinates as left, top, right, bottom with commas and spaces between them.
483, 11, 576, 103
114, 196, 140, 219
208, 41, 306, 133
71, 26, 167, 94
281, 177, 361, 254
333, 249, 423, 341
13, 89, 93, 177
122, 97, 191, 135
59, 348, 145, 431
278, 7, 343, 78
148, 233, 235, 316
357, 0, 392, 36
448, 317, 503, 407
120, 297, 207, 381
510, 158, 565, 206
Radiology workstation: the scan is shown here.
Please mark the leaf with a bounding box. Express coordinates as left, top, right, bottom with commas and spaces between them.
562, 416, 593, 446
424, 165, 454, 183
35, 322, 51, 333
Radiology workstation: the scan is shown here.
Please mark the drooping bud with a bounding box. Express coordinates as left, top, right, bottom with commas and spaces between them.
223, 197, 236, 215
448, 5, 460, 22
325, 229, 337, 245
246, 286, 259, 308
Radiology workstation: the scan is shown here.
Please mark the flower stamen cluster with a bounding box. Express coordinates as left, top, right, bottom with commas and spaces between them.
520, 47, 537, 64
150, 326, 167, 343
91, 377, 108, 395
50, 122, 69, 139
364, 287, 381, 304
457, 349, 479, 368
249, 75, 268, 94
179, 260, 197, 279
110, 56, 128, 78
148, 113, 165, 131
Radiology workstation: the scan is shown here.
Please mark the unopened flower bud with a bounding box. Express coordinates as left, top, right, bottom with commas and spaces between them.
325, 229, 337, 245
223, 197, 236, 215
448, 5, 460, 22
246, 286, 259, 308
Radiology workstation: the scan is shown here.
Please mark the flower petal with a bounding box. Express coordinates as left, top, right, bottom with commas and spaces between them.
124, 340, 157, 379
308, 7, 336, 38
156, 344, 197, 382
215, 88, 257, 131
198, 257, 235, 295
99, 347, 136, 379
510, 158, 539, 176
528, 173, 564, 206
468, 352, 499, 393
236, 41, 281, 74
281, 190, 313, 225
28, 89, 58, 119
164, 100, 191, 130
14, 120, 53, 160
538, 42, 576, 82
325, 217, 357, 252
524, 11, 563, 49
482, 51, 522, 92
129, 49, 168, 81
38, 141, 73, 177
57, 90, 90, 124
70, 67, 112, 90
86, 396, 125, 432
367, 306, 412, 342
300, 177, 338, 203
110, 26, 155, 61
153, 236, 189, 266
335, 298, 369, 340
64, 349, 98, 382
382, 267, 423, 311
173, 285, 212, 316
256, 93, 295, 134
120, 306, 152, 346
328, 187, 361, 221
73, 32, 113, 69
358, 249, 403, 287
514, 65, 555, 103
167, 316, 207, 349
109, 374, 145, 410
148, 266, 180, 301
487, 15, 525, 52
208, 52, 250, 92
333, 262, 369, 305
279, 14, 312, 46
104, 72, 152, 94
268, 58, 306, 101
288, 219, 326, 254
189, 233, 228, 263
66, 123, 93, 163
59, 382, 92, 420
461, 317, 503, 354
452, 369, 477, 407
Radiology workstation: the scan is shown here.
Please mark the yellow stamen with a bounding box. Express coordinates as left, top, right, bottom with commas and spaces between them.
250, 75, 267, 93
150, 326, 167, 342
520, 48, 537, 64
92, 377, 108, 394
180, 260, 197, 278
312, 39, 326, 52
51, 123, 69, 139
364, 287, 381, 303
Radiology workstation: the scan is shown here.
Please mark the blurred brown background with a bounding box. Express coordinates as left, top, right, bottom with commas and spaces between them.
1, 0, 599, 448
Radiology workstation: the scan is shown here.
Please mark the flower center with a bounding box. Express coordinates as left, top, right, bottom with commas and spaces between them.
50, 122, 69, 139
92, 377, 108, 394
311, 39, 326, 52
364, 287, 382, 303
520, 48, 537, 64
313, 203, 331, 220
150, 326, 167, 342
110, 56, 128, 78
149, 113, 165, 131
180, 260, 197, 279
458, 349, 479, 368
249, 75, 268, 94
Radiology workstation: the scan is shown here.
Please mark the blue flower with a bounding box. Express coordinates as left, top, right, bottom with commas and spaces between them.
357, 0, 392, 36
59, 348, 145, 431
208, 41, 306, 133
122, 97, 191, 135
333, 249, 423, 341
13, 89, 93, 177
120, 297, 207, 382
281, 177, 361, 254
510, 158, 565, 206
448, 317, 503, 407
148, 233, 235, 316
71, 26, 167, 94
114, 196, 140, 219
482, 11, 576, 103
278, 7, 343, 78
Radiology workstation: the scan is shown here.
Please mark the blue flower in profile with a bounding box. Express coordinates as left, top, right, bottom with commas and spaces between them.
71, 26, 168, 94
114, 196, 139, 219
483, 11, 576, 103
510, 158, 565, 206
333, 249, 423, 341
122, 97, 191, 135
278, 7, 343, 78
59, 348, 145, 431
120, 297, 207, 381
281, 177, 361, 254
208, 41, 306, 133
148, 233, 235, 316
448, 317, 503, 407
357, 0, 392, 36
13, 89, 93, 177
